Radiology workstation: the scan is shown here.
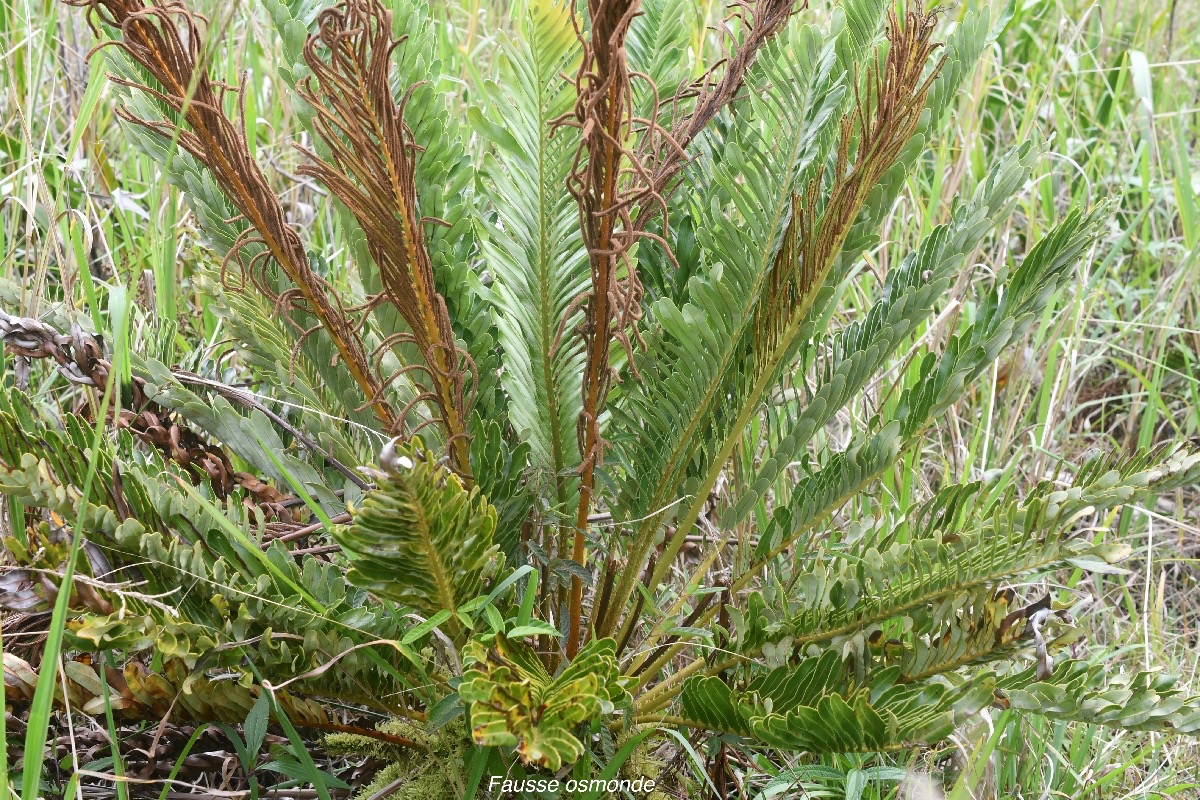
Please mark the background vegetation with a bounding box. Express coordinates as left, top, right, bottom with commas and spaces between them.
0, 0, 1197, 796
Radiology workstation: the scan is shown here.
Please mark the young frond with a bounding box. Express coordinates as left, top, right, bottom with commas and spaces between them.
335, 441, 501, 620
475, 0, 586, 495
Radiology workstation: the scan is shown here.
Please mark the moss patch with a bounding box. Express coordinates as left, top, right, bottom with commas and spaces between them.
326, 718, 468, 800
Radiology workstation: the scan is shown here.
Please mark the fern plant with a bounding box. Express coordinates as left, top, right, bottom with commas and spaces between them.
3, 0, 1199, 795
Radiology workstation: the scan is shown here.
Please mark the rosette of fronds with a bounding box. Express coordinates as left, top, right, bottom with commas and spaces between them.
4, 0, 1200, 790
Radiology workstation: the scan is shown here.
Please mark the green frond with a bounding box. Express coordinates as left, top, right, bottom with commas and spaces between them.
461, 635, 628, 770
93, 464, 423, 707
626, 0, 690, 113
3, 654, 328, 726
0, 392, 115, 512
680, 650, 994, 752
138, 359, 345, 506
335, 442, 501, 619
0, 399, 422, 708
606, 6, 983, 637
613, 21, 842, 530
260, 0, 326, 81
769, 448, 1200, 652
898, 204, 1110, 437
469, 418, 536, 560
924, 6, 997, 132
753, 423, 904, 561
725, 140, 1045, 530
475, 0, 585, 493
999, 660, 1200, 735
197, 270, 365, 453
832, 0, 889, 75
895, 587, 1041, 682
756, 203, 1111, 566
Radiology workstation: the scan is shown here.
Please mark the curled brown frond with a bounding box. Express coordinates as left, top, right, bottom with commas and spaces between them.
565, 0, 647, 417
0, 309, 291, 517
64, 0, 392, 429
632, 0, 804, 233
295, 0, 473, 479
560, 0, 647, 658
802, 2, 943, 266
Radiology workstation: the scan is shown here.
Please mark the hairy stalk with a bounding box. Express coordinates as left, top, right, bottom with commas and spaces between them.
563, 0, 643, 658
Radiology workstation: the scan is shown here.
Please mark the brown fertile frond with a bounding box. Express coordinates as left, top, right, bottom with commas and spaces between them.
561, 0, 645, 659
756, 1, 944, 365
295, 0, 473, 480
565, 0, 647, 407
64, 0, 393, 430
754, 191, 804, 358
631, 0, 804, 235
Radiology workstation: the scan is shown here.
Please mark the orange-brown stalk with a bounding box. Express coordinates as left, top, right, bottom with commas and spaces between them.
563, 0, 644, 659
